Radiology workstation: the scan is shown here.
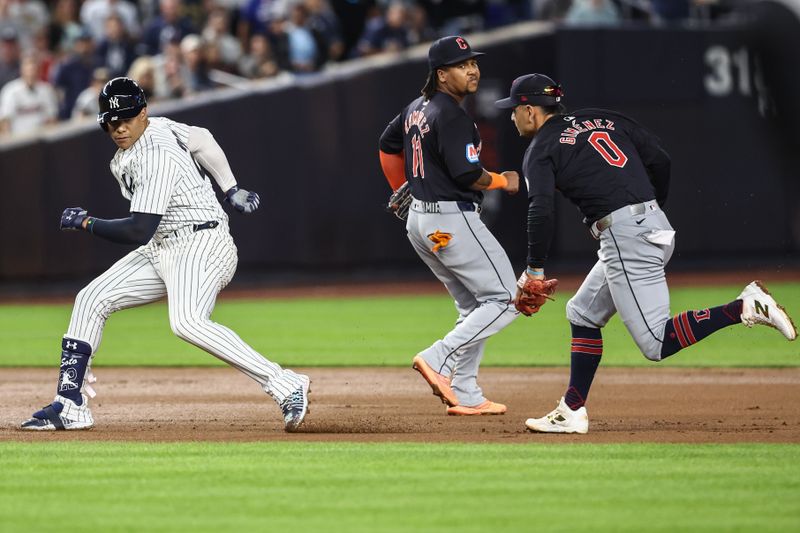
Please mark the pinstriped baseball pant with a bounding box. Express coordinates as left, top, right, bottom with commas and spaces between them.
65, 223, 304, 403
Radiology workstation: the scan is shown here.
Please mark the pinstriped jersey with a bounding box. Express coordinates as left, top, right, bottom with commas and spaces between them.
109, 116, 227, 239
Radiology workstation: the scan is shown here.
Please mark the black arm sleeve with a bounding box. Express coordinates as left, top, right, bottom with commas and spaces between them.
379, 113, 404, 154
527, 196, 555, 269
90, 212, 162, 245
526, 155, 557, 269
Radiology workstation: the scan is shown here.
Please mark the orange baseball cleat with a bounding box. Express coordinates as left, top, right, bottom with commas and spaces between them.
412, 355, 459, 407
446, 400, 507, 416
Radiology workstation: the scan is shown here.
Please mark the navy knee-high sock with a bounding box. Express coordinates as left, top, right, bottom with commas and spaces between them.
660, 301, 743, 359
57, 338, 92, 405
564, 324, 603, 410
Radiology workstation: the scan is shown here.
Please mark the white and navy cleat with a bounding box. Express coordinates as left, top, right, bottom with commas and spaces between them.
280, 375, 310, 432
525, 397, 589, 434
21, 394, 94, 431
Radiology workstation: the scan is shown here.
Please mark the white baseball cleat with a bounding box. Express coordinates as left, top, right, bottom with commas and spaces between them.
525, 397, 589, 434
738, 281, 797, 341
280, 375, 310, 432
20, 394, 94, 431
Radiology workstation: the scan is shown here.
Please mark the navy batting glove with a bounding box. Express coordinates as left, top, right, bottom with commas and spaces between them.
60, 207, 89, 231
225, 186, 261, 214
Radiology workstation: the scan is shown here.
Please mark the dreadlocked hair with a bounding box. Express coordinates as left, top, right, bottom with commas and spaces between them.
421, 70, 438, 100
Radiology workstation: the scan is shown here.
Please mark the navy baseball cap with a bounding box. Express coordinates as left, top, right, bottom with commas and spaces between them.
428, 36, 484, 70
495, 74, 564, 109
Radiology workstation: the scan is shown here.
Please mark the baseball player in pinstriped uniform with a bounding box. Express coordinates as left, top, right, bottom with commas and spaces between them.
379, 36, 521, 416
21, 77, 310, 433
495, 73, 797, 434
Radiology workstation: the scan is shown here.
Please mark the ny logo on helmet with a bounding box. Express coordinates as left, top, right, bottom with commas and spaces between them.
109, 96, 120, 109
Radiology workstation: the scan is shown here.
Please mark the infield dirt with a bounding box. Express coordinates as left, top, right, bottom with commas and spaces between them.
3, 367, 799, 444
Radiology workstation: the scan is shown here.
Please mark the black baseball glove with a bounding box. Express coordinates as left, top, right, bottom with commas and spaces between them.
386, 182, 411, 221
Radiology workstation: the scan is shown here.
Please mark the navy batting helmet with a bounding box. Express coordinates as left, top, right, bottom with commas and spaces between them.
97, 77, 146, 131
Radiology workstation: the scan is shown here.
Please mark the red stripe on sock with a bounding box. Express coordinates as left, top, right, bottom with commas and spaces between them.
572, 342, 603, 350
572, 346, 603, 355
572, 337, 603, 345
672, 315, 688, 348
680, 312, 697, 345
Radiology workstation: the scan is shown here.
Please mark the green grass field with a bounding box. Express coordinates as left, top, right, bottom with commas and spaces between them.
1, 283, 798, 367
1, 442, 798, 532
2, 283, 799, 532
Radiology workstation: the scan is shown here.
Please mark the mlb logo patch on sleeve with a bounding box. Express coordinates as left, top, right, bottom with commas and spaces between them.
466, 143, 480, 163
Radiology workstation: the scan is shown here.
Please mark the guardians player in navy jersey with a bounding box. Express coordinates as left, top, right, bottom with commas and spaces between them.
496, 73, 796, 434
378, 36, 520, 416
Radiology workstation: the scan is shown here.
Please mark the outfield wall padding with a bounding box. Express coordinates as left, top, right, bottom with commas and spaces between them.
1, 24, 796, 282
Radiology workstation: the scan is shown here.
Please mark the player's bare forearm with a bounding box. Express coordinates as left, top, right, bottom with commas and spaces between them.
468, 170, 493, 190
469, 170, 519, 194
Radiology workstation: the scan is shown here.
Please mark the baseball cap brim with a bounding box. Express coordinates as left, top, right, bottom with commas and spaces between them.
434, 50, 484, 69
494, 96, 517, 109
97, 106, 143, 128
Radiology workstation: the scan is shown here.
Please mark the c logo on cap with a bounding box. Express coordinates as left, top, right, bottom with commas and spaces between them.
455, 37, 468, 50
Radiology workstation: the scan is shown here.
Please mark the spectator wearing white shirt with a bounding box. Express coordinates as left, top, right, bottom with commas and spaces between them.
0, 52, 58, 136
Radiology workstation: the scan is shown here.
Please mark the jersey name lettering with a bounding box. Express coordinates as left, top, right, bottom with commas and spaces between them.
559, 117, 616, 144
404, 110, 430, 137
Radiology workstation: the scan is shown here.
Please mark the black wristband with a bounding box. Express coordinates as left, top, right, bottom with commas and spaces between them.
85, 217, 96, 234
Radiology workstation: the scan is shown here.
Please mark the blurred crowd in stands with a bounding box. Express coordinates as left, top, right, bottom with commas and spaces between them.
0, 0, 736, 137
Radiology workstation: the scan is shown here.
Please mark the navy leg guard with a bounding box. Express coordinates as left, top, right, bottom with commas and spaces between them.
58, 338, 92, 405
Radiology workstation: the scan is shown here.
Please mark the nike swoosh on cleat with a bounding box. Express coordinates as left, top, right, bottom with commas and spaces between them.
635, 218, 645, 224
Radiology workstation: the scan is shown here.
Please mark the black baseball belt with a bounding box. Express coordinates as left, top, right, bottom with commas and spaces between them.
193, 221, 219, 232
159, 220, 220, 242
